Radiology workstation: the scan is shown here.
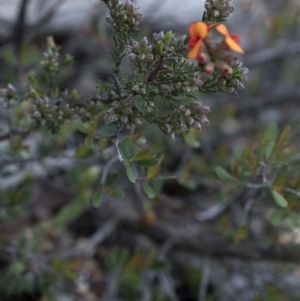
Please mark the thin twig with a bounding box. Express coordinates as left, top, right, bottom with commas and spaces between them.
101, 155, 119, 185
282, 186, 300, 198
114, 128, 124, 163
59, 220, 118, 258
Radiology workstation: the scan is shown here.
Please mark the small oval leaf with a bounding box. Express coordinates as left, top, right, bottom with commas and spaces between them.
265, 141, 274, 159
142, 182, 156, 198
147, 164, 161, 179
270, 209, 284, 226
266, 122, 278, 142
271, 190, 288, 207
75, 120, 90, 134
98, 122, 120, 136
92, 191, 104, 208
125, 165, 136, 183
214, 166, 235, 182
109, 188, 125, 199
120, 136, 131, 158
85, 135, 94, 148
132, 148, 152, 161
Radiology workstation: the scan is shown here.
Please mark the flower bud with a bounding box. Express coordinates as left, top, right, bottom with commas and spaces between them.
190, 102, 202, 111
106, 17, 114, 24
241, 67, 249, 74
138, 53, 146, 61
128, 53, 137, 60
186, 116, 194, 125
153, 31, 164, 42
238, 82, 245, 89
146, 53, 153, 60
204, 3, 212, 10
108, 114, 119, 123
227, 6, 235, 12
112, 101, 121, 109
33, 111, 41, 118
125, 45, 133, 54
132, 85, 140, 92
229, 78, 240, 88
212, 10, 220, 18
219, 3, 227, 9
120, 115, 128, 123
140, 37, 148, 48
204, 62, 215, 75
132, 40, 140, 49
135, 13, 143, 20
193, 121, 202, 130
200, 116, 210, 125
215, 60, 230, 74
122, 108, 132, 115
239, 74, 247, 81
146, 45, 152, 53
196, 52, 210, 64
220, 10, 230, 18
170, 37, 177, 47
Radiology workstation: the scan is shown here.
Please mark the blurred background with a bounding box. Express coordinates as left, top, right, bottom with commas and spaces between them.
1, 1, 300, 301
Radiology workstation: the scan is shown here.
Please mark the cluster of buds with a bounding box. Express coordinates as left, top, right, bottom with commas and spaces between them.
217, 61, 248, 92
174, 69, 203, 93
40, 47, 60, 75
126, 37, 153, 62
204, 0, 235, 22
30, 96, 89, 131
106, 0, 143, 30
0, 84, 17, 108
160, 102, 210, 137
187, 21, 246, 92
106, 99, 137, 124
152, 31, 187, 55
30, 96, 60, 127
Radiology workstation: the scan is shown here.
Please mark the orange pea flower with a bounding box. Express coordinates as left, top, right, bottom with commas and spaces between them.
187, 22, 213, 59
215, 24, 244, 54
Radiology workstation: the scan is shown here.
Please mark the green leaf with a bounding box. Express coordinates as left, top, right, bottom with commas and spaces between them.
54, 194, 87, 227
92, 191, 104, 208
214, 166, 235, 182
271, 190, 288, 207
265, 122, 278, 142
270, 209, 284, 226
98, 122, 120, 136
131, 145, 140, 157
125, 165, 136, 183
265, 141, 275, 159
109, 187, 125, 199
133, 158, 160, 167
85, 135, 94, 148
147, 164, 161, 179
163, 31, 174, 44
120, 136, 131, 158
183, 131, 201, 148
75, 120, 91, 134
142, 182, 156, 198
131, 148, 152, 161
277, 125, 291, 145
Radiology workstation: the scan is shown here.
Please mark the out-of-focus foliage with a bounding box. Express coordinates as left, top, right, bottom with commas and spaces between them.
0, 0, 300, 301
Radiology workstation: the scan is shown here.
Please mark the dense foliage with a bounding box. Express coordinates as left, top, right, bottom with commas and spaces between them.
1, 0, 300, 300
